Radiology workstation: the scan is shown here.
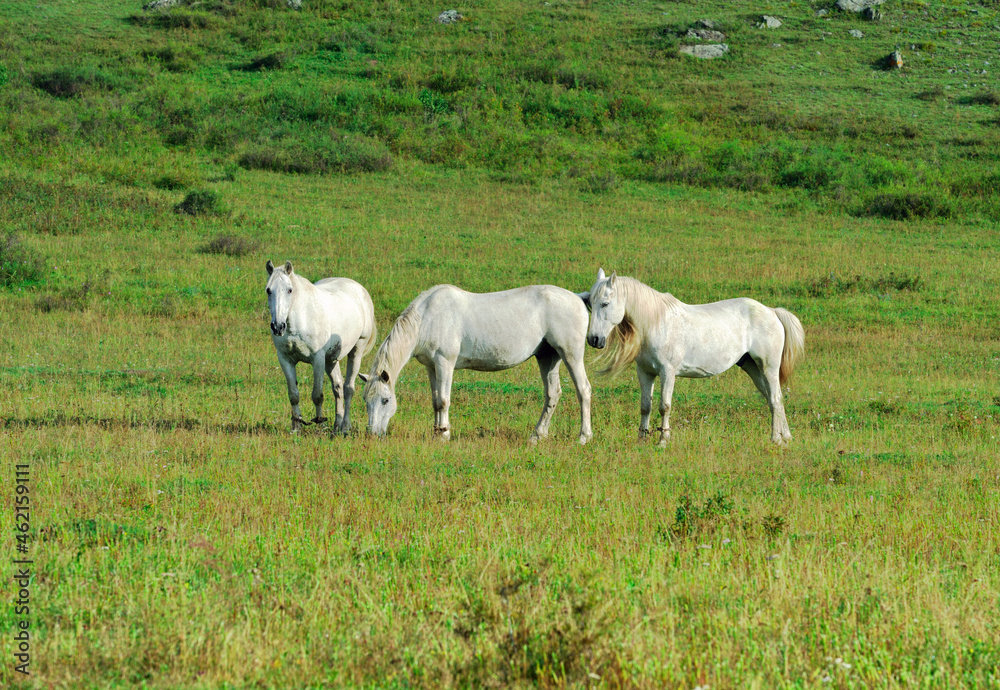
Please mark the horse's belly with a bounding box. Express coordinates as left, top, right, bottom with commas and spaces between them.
455, 343, 535, 371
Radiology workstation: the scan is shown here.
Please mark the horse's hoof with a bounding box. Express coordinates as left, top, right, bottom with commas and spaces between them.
577, 434, 591, 446
638, 428, 650, 440
529, 434, 540, 446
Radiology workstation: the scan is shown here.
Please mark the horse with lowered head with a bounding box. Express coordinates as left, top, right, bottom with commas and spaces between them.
265, 260, 376, 433
581, 269, 804, 446
361, 284, 593, 444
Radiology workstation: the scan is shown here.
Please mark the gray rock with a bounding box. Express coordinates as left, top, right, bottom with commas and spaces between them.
286, 0, 302, 8
696, 19, 715, 29
686, 28, 726, 42
816, 9, 829, 17
836, 0, 884, 12
142, 0, 179, 9
679, 43, 729, 59
758, 15, 781, 29
861, 7, 883, 21
849, 29, 864, 38
436, 9, 463, 24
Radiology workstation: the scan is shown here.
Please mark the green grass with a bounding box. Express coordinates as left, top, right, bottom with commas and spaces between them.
1, 0, 999, 687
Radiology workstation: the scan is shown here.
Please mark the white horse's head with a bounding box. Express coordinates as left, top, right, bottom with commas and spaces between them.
360, 370, 397, 436
265, 260, 296, 337
586, 268, 624, 349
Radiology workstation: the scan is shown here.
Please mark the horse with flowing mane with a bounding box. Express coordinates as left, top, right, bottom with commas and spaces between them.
580, 269, 804, 445
265, 260, 376, 433
361, 284, 593, 444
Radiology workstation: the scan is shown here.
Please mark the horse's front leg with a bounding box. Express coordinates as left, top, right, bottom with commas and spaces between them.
429, 358, 454, 440
278, 356, 303, 431
658, 370, 676, 448
310, 352, 328, 426
637, 365, 655, 440
559, 348, 592, 445
326, 359, 345, 433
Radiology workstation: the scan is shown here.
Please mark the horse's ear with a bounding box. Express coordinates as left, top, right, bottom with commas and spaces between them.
379, 370, 390, 384
284, 260, 294, 275
597, 267, 606, 281
266, 260, 274, 275
358, 373, 369, 384
577, 291, 591, 310
608, 271, 617, 287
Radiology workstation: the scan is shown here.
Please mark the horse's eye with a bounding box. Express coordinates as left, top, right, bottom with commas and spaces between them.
382, 397, 389, 405
601, 302, 610, 308
287, 289, 292, 294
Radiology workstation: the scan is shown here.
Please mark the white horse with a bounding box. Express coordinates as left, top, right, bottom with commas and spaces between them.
581, 269, 804, 446
265, 260, 376, 433
360, 284, 593, 444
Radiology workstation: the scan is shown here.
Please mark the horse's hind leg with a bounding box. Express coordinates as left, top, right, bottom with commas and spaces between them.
738, 354, 790, 444
553, 344, 592, 445
657, 370, 676, 448
637, 365, 655, 440
326, 359, 345, 433
531, 346, 562, 443
339, 346, 364, 434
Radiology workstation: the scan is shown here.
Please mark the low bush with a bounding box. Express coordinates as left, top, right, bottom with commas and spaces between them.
0, 233, 45, 288
199, 234, 259, 257
174, 189, 227, 216
860, 192, 953, 220
31, 66, 122, 98
239, 134, 392, 174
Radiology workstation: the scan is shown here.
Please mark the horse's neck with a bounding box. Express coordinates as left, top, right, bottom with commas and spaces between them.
621, 278, 674, 337
380, 303, 423, 381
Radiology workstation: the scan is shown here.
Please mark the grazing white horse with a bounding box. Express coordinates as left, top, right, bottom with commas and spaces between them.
265, 260, 376, 433
360, 284, 593, 444
581, 269, 804, 446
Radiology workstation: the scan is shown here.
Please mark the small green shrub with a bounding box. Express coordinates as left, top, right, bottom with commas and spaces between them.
127, 10, 217, 30
668, 492, 734, 539
965, 90, 1000, 106
142, 45, 202, 72
914, 86, 945, 102
581, 171, 618, 193
0, 233, 46, 288
199, 234, 259, 257
0, 64, 8, 89
807, 272, 924, 298
174, 189, 227, 216
239, 134, 392, 174
241, 51, 288, 72
860, 192, 953, 220
31, 66, 122, 98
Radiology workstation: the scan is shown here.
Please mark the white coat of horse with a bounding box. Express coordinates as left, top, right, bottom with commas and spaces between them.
581, 269, 804, 445
360, 284, 593, 444
266, 260, 376, 433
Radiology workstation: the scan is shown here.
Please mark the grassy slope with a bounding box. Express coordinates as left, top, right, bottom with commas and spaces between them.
0, 1, 999, 688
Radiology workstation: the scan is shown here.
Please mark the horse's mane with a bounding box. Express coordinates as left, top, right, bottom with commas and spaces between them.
597, 276, 681, 377
364, 290, 428, 398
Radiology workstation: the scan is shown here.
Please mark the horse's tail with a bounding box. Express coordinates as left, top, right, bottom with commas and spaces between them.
362, 321, 378, 358
774, 308, 805, 386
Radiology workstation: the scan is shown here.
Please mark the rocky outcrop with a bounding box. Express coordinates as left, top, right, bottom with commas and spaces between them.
679, 44, 729, 59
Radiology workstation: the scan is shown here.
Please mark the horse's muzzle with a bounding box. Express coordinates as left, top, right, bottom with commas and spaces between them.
271, 322, 286, 337
587, 334, 606, 349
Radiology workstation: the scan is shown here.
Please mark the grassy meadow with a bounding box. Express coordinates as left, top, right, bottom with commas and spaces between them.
1, 0, 1000, 687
